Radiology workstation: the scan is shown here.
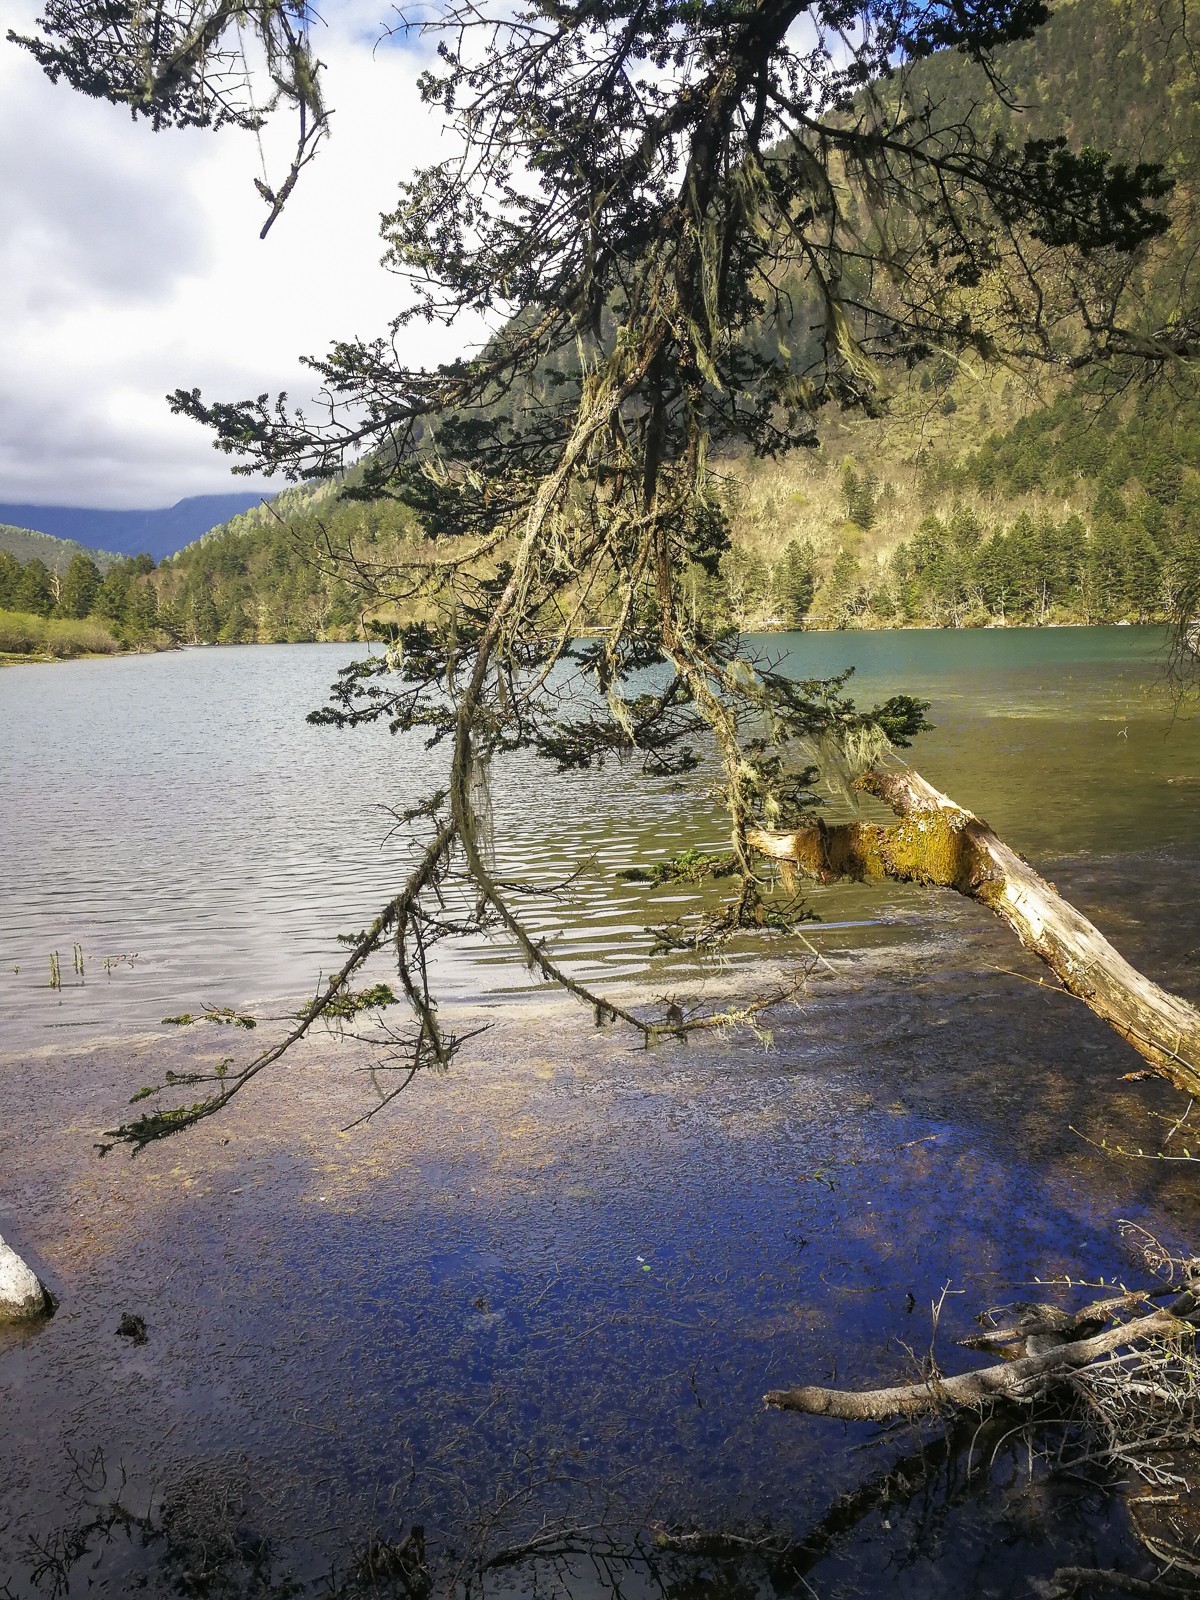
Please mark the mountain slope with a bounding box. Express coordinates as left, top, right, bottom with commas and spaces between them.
12, 0, 1191, 644
0, 494, 265, 563
0, 522, 121, 573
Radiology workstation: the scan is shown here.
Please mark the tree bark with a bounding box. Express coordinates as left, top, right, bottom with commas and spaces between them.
747, 767, 1200, 1097
763, 1308, 1188, 1420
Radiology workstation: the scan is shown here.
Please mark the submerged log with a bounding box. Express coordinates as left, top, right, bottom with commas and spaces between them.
748, 767, 1200, 1096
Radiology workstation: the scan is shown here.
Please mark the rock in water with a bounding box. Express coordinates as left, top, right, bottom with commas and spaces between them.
0, 1234, 49, 1320
116, 1312, 147, 1345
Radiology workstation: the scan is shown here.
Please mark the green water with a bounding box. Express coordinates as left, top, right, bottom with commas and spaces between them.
767, 625, 1200, 854
0, 627, 1196, 1046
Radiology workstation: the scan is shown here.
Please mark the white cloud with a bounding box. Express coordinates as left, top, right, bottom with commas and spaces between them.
0, 3, 465, 508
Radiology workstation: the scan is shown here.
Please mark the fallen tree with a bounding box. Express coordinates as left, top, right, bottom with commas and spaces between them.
765, 1269, 1200, 1593
748, 765, 1200, 1097
764, 1302, 1190, 1420
754, 767, 1200, 1583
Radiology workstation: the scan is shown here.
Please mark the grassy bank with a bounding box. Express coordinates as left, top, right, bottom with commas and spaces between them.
0, 609, 122, 662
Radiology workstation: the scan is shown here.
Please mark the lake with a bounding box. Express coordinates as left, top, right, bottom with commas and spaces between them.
2, 626, 1199, 1597
2, 627, 1197, 1048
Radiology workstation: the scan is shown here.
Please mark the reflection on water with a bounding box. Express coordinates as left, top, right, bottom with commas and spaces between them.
0, 1415, 1142, 1599
1, 628, 1197, 1049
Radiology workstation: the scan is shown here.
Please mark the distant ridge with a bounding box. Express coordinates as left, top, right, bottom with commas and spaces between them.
0, 523, 122, 573
0, 493, 265, 563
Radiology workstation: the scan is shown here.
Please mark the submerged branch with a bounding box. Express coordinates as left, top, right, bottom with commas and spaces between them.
101, 819, 458, 1152
1043, 1571, 1200, 1599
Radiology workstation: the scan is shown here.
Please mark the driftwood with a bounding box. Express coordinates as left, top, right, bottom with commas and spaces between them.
763, 1308, 1189, 1421
1044, 1571, 1200, 1599
748, 767, 1200, 1096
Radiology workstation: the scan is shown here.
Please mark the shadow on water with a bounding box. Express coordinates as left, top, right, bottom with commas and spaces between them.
0, 1416, 1152, 1599
3, 949, 1199, 1596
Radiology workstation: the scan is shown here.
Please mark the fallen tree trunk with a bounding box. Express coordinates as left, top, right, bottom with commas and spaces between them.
763, 1308, 1189, 1421
748, 766, 1200, 1096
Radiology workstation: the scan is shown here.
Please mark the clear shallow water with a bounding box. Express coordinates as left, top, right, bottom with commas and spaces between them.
3, 628, 1200, 1595
1, 628, 1198, 1049
2, 977, 1198, 1599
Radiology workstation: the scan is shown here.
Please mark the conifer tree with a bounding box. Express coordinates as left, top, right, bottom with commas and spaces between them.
59, 552, 100, 619
976, 530, 1013, 620
0, 550, 21, 610
1087, 517, 1130, 620
94, 565, 131, 631
822, 547, 864, 627
1124, 526, 1164, 619
842, 464, 878, 531
772, 540, 816, 629
16, 558, 54, 619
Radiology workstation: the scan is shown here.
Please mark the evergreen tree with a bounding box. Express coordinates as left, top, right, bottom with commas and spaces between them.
124, 583, 160, 642
217, 604, 252, 645
59, 553, 101, 619
16, 558, 54, 618
1142, 451, 1183, 506
0, 550, 21, 609
841, 463, 878, 531
156, 599, 186, 642
1059, 514, 1090, 607
976, 531, 1014, 619
720, 547, 771, 629
822, 547, 864, 627
94, 565, 132, 629
1124, 526, 1163, 619
771, 540, 816, 628
1003, 513, 1040, 618
1086, 518, 1129, 620
948, 505, 983, 549
188, 591, 220, 644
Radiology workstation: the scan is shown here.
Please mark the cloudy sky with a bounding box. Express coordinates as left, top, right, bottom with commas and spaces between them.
0, 3, 466, 509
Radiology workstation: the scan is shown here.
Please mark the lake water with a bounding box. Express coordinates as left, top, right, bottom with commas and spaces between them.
3, 627, 1200, 1598
2, 627, 1198, 1049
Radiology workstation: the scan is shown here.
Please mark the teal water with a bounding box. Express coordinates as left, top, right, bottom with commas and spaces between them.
0, 627, 1197, 1048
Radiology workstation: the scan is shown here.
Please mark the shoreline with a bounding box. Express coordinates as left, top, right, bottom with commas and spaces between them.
0, 642, 172, 668
0, 618, 1173, 669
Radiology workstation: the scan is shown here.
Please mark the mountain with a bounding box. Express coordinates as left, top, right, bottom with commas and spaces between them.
0, 494, 265, 563
8, 0, 1196, 644
149, 0, 1199, 638
0, 522, 122, 573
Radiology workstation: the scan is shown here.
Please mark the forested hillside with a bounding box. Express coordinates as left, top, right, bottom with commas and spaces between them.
0, 523, 120, 573
4, 0, 1196, 650
0, 545, 160, 658
148, 482, 380, 644
656, 0, 1200, 633
125, 357, 1197, 644
719, 369, 1200, 629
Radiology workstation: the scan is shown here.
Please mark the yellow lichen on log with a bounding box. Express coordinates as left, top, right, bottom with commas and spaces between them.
748, 766, 1200, 1097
